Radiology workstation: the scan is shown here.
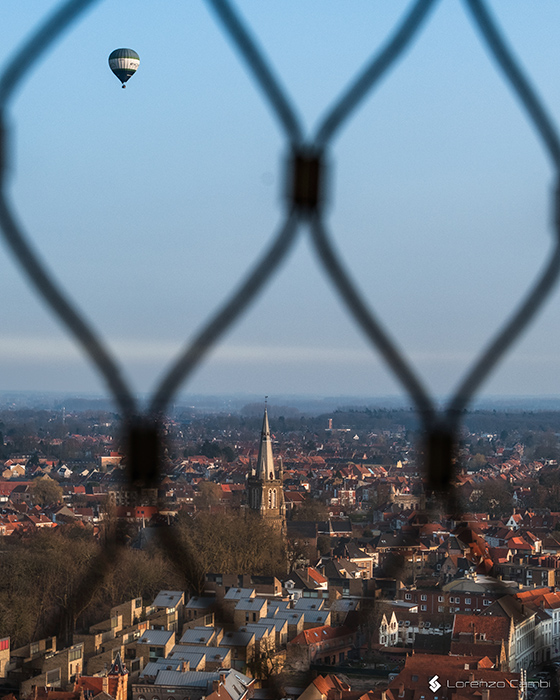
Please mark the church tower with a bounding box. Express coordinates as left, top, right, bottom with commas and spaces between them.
247, 405, 286, 534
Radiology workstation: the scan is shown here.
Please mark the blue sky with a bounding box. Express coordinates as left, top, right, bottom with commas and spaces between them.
1, 1, 560, 403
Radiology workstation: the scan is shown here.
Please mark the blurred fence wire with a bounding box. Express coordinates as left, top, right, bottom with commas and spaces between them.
1, 0, 560, 686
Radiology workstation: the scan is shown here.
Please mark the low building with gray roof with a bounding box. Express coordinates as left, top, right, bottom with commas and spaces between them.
219, 630, 256, 670
224, 588, 255, 601
179, 627, 220, 646
266, 600, 290, 615
171, 644, 231, 670
184, 596, 215, 623
152, 591, 184, 611
167, 651, 206, 671
233, 597, 268, 626
302, 609, 331, 629
136, 630, 175, 664
132, 668, 254, 700
242, 623, 275, 642
253, 616, 288, 646
137, 630, 175, 647
293, 598, 324, 611
269, 610, 304, 640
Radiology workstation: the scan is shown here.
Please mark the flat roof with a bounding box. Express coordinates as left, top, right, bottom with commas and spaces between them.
137, 630, 174, 646
152, 591, 183, 609
224, 587, 255, 600
179, 627, 215, 645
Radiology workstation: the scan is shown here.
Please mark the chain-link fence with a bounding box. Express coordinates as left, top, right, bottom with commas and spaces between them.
1, 0, 559, 694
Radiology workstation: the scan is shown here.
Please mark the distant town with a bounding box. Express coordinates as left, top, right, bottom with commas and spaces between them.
1, 401, 560, 700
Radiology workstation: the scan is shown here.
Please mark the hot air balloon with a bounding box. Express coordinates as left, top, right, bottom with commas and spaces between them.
108, 48, 140, 88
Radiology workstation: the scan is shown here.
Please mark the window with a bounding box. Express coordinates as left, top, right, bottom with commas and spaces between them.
69, 648, 82, 662
405, 593, 412, 600
465, 598, 471, 605
438, 596, 444, 603
135, 598, 142, 608
421, 605, 427, 611
46, 669, 61, 685
438, 606, 444, 613
30, 642, 39, 656
483, 600, 491, 606
420, 595, 427, 601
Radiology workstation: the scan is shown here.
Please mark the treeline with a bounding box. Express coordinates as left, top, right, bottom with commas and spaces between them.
175, 407, 560, 439
184, 440, 237, 462
174, 511, 286, 588
0, 526, 182, 649
0, 512, 286, 650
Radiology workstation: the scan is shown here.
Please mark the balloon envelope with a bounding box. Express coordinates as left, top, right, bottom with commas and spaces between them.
108, 48, 140, 86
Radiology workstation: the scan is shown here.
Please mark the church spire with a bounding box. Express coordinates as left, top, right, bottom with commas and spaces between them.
247, 400, 286, 534
256, 403, 276, 481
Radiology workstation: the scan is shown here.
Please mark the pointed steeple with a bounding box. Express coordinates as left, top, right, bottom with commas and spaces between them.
109, 651, 126, 676
247, 399, 286, 535
256, 406, 275, 481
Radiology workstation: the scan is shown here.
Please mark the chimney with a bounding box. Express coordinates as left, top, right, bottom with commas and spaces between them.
181, 662, 187, 673
219, 671, 227, 684
469, 672, 474, 682
212, 680, 220, 693
102, 676, 109, 694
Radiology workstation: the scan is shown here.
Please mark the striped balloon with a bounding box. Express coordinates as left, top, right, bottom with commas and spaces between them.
108, 48, 140, 88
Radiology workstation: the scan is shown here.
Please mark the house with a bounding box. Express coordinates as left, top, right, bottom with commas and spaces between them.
136, 630, 175, 665
515, 587, 560, 659
233, 598, 267, 627
287, 625, 355, 670
132, 668, 254, 700
0, 636, 9, 679
480, 596, 537, 671
298, 674, 351, 700
74, 653, 128, 700
384, 653, 520, 700
18, 643, 84, 697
